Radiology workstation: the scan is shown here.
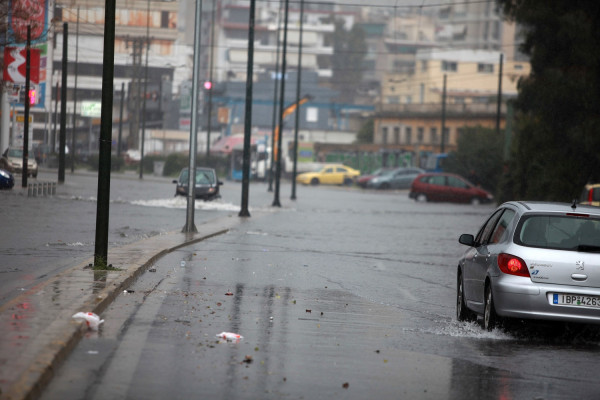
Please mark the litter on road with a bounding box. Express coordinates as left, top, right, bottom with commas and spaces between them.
72, 312, 104, 331
216, 332, 243, 341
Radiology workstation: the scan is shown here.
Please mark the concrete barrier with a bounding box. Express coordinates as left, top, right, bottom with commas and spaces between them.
27, 181, 57, 197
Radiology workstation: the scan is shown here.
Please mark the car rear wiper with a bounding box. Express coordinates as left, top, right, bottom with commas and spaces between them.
576, 245, 600, 253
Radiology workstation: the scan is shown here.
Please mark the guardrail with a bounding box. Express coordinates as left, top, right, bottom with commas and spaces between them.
27, 181, 57, 197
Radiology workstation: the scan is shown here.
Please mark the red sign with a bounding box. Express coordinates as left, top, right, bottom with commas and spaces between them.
3, 46, 40, 84
11, 0, 47, 43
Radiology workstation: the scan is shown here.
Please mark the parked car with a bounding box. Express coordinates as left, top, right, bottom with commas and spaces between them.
0, 147, 38, 178
580, 183, 600, 206
457, 201, 600, 330
296, 164, 360, 186
173, 167, 223, 201
367, 167, 425, 190
0, 168, 14, 189
356, 167, 393, 188
409, 172, 493, 204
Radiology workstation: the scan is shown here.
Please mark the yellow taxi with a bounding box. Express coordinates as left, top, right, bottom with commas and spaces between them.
580, 183, 600, 206
296, 164, 360, 186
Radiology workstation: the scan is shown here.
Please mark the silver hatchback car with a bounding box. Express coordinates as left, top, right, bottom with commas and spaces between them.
457, 201, 600, 330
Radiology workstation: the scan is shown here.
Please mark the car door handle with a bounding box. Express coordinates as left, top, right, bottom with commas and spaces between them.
571, 274, 588, 281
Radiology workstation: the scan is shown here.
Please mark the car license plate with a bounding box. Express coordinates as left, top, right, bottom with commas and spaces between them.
552, 293, 600, 308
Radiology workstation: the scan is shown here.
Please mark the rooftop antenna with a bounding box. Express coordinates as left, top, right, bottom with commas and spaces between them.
571, 199, 578, 210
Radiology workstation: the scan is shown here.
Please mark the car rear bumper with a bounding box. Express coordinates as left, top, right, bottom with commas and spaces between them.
492, 276, 600, 324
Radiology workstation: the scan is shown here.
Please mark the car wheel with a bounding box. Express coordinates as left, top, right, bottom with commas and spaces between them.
416, 193, 428, 202
380, 183, 390, 190
470, 197, 481, 205
484, 285, 500, 331
457, 272, 476, 322
310, 178, 319, 186
343, 177, 353, 186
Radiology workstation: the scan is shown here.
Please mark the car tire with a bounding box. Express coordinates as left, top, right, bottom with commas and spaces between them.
470, 197, 481, 205
484, 285, 500, 331
310, 178, 319, 186
416, 193, 428, 202
380, 183, 390, 190
343, 177, 353, 186
457, 271, 476, 322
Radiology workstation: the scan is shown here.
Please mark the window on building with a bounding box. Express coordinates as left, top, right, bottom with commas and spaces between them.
421, 60, 428, 72
417, 127, 424, 143
405, 127, 412, 144
405, 95, 412, 104
161, 11, 169, 28
478, 63, 494, 73
382, 127, 388, 144
442, 61, 457, 72
430, 127, 438, 144
419, 84, 425, 103
394, 127, 400, 144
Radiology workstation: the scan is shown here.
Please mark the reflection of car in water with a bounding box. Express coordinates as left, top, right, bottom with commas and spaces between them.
0, 168, 15, 189
172, 167, 223, 201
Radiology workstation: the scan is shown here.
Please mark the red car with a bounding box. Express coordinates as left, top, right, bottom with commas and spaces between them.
409, 172, 493, 205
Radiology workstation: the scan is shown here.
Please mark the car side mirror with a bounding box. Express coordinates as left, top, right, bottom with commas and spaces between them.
172, 179, 178, 184
459, 234, 476, 247
218, 180, 224, 186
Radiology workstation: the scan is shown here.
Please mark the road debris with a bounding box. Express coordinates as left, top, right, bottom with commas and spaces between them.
72, 312, 104, 331
216, 332, 243, 341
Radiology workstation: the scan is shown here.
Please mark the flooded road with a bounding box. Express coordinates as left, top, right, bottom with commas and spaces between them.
19, 178, 600, 399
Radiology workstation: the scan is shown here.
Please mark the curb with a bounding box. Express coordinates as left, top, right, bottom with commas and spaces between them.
0, 215, 243, 400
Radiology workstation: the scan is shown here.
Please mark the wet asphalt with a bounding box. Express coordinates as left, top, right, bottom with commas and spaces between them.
9, 171, 596, 400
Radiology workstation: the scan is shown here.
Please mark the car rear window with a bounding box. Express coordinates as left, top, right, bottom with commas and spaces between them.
515, 214, 600, 250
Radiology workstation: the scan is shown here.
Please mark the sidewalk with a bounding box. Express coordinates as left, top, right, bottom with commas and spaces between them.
0, 215, 242, 400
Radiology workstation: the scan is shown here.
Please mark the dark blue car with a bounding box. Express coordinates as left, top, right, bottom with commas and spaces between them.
0, 168, 14, 190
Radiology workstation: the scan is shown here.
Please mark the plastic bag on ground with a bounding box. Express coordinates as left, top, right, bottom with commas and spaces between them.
72, 312, 104, 331
216, 332, 243, 341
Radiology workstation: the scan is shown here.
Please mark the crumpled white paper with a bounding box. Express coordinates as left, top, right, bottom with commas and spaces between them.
216, 332, 243, 341
72, 312, 104, 331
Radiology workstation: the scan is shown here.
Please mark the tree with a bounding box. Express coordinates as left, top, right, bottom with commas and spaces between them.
355, 118, 373, 144
331, 19, 367, 102
444, 126, 504, 193
497, 1, 600, 202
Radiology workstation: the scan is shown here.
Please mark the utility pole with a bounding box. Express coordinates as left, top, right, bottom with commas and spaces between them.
272, 0, 290, 208
291, 0, 305, 201
94, 0, 117, 268
117, 82, 125, 157
140, 0, 150, 180
58, 23, 68, 183
22, 26, 31, 188
206, 0, 217, 157
71, 7, 79, 173
440, 74, 447, 154
496, 53, 503, 136
239, 0, 256, 218
268, 0, 283, 193
128, 38, 143, 151
183, 0, 204, 233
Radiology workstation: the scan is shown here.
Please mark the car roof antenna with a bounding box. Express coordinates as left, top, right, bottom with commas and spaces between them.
571, 199, 577, 210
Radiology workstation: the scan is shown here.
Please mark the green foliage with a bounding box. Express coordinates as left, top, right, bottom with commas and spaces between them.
496, 0, 600, 202
355, 118, 374, 144
443, 126, 504, 193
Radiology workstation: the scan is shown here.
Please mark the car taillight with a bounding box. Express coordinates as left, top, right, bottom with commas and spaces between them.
497, 253, 530, 277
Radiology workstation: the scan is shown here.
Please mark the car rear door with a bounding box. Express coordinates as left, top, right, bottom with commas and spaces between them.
446, 175, 472, 202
